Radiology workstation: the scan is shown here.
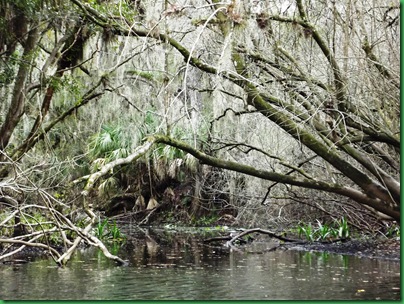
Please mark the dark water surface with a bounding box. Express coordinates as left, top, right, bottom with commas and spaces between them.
0, 226, 400, 300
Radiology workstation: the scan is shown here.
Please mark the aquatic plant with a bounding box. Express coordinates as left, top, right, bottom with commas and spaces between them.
315, 220, 332, 241
298, 222, 315, 242
336, 217, 350, 239
108, 220, 124, 241
94, 218, 109, 240
297, 217, 350, 242
385, 224, 400, 238
94, 218, 125, 242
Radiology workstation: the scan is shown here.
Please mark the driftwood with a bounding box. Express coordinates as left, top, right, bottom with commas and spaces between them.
55, 206, 128, 266
204, 228, 347, 251
226, 228, 302, 247
0, 201, 127, 267
204, 228, 302, 246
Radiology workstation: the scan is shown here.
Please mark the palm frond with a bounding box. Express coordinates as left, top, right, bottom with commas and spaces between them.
98, 176, 119, 197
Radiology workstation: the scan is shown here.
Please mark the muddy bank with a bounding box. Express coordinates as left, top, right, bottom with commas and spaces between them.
203, 227, 400, 261
281, 238, 400, 261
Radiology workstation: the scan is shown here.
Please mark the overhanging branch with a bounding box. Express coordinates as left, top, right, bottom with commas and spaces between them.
76, 134, 399, 221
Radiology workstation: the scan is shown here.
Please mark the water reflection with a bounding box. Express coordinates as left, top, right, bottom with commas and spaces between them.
0, 226, 400, 300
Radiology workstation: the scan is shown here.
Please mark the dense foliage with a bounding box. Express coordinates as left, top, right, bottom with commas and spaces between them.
0, 0, 399, 265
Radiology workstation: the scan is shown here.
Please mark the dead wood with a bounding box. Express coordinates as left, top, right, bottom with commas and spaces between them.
204, 228, 348, 251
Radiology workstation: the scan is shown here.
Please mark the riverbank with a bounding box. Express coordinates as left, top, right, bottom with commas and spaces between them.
1, 229, 400, 265
282, 237, 400, 261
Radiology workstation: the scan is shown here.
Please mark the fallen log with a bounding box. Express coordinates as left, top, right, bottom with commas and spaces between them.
204, 228, 347, 251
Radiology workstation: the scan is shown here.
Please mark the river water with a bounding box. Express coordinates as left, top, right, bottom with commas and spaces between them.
0, 226, 400, 300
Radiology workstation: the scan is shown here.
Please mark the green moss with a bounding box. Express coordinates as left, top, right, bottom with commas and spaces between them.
126, 70, 158, 82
